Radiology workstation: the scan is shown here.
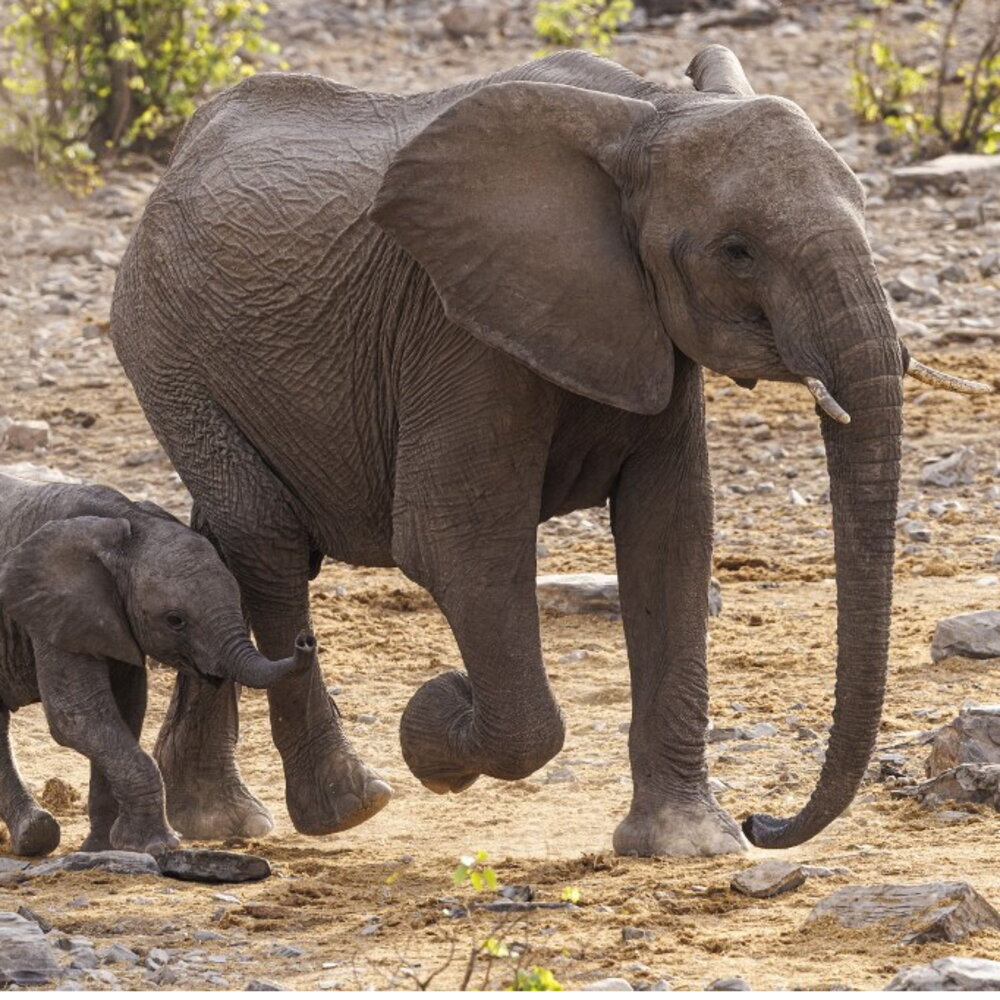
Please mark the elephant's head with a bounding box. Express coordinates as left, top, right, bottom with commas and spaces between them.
371, 47, 989, 848
0, 510, 316, 688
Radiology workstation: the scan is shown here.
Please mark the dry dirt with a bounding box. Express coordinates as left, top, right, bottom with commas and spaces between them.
2, 0, 1000, 991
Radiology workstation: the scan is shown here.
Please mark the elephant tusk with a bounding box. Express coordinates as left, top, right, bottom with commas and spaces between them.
804, 377, 851, 425
906, 357, 993, 395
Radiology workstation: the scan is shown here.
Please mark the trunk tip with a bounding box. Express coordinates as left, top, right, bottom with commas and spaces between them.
742, 812, 791, 849
296, 632, 317, 653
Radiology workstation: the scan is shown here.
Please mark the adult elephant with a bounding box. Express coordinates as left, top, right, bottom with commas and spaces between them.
111, 46, 985, 855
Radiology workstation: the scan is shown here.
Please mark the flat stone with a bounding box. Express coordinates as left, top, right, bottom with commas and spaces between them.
247, 981, 286, 991
707, 977, 751, 991
27, 851, 159, 879
536, 573, 721, 617
731, 860, 806, 899
890, 154, 1000, 196
886, 956, 1000, 990
926, 706, 1000, 774
919, 448, 977, 488
807, 882, 1000, 944
439, 1, 499, 38
103, 943, 139, 965
915, 764, 1000, 810
622, 926, 655, 941
0, 912, 60, 986
583, 979, 634, 991
931, 612, 1000, 662
156, 850, 271, 884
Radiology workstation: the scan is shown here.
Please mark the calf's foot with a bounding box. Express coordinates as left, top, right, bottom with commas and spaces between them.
8, 806, 60, 857
613, 792, 747, 857
109, 814, 180, 856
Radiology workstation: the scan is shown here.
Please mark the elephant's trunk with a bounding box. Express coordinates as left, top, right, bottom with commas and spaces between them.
211, 631, 317, 689
744, 258, 903, 849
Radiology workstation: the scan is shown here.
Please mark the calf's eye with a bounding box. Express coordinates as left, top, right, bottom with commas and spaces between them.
165, 611, 186, 631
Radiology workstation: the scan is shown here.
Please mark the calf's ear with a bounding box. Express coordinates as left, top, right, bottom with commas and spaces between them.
0, 516, 143, 667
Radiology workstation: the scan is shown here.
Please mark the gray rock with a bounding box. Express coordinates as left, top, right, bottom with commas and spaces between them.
156, 849, 271, 884
919, 448, 977, 488
914, 764, 1000, 810
898, 520, 931, 543
622, 927, 655, 941
807, 882, 1000, 943
27, 851, 159, 879
536, 574, 720, 617
707, 978, 751, 991
0, 912, 60, 986
979, 252, 1000, 279
886, 956, 1000, 990
926, 705, 1000, 773
439, 1, 499, 38
35, 227, 96, 260
69, 946, 99, 970
247, 981, 286, 991
145, 947, 170, 970
584, 979, 634, 991
731, 860, 806, 899
103, 943, 139, 965
15, 905, 51, 933
270, 944, 304, 958
537, 573, 619, 614
6, 419, 50, 451
931, 612, 1000, 661
890, 154, 1000, 196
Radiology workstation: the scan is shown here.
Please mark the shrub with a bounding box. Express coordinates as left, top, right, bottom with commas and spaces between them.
849, 0, 1000, 157
0, 0, 278, 184
533, 0, 634, 57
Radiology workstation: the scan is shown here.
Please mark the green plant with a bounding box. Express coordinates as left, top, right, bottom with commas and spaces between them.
452, 848, 499, 892
533, 0, 634, 57
509, 966, 564, 991
0, 0, 279, 183
849, 0, 1000, 155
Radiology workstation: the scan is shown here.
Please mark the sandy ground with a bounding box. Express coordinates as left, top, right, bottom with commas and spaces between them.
2, 0, 1000, 990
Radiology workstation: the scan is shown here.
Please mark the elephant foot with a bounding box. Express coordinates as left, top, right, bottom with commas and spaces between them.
400, 670, 564, 791
282, 739, 392, 836
613, 794, 747, 857
110, 814, 180, 856
400, 671, 481, 792
157, 739, 274, 840
8, 806, 61, 857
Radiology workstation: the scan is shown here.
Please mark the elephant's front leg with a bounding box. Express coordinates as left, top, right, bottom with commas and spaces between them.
35, 644, 179, 855
610, 368, 745, 857
0, 707, 60, 856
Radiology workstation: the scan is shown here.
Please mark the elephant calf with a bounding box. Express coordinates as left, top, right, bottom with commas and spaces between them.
0, 474, 315, 857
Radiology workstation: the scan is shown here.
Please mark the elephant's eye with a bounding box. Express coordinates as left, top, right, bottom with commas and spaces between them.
165, 611, 186, 631
722, 240, 754, 266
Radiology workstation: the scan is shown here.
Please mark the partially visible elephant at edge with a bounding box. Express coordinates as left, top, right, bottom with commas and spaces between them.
110, 45, 987, 855
0, 474, 315, 856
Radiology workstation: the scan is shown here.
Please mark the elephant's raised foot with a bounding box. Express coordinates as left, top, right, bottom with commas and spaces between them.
613, 796, 747, 857
8, 806, 60, 857
400, 670, 564, 790
283, 745, 392, 836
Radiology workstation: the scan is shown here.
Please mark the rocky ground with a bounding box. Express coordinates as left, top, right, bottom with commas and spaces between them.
2, 0, 1000, 991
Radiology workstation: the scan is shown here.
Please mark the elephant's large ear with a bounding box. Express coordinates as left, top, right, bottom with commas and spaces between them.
0, 517, 143, 667
371, 81, 674, 414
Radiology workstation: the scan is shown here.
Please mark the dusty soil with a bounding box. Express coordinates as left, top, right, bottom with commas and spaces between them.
2, 0, 1000, 990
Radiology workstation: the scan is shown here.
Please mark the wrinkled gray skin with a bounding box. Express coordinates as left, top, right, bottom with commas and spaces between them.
111, 46, 905, 856
0, 474, 314, 856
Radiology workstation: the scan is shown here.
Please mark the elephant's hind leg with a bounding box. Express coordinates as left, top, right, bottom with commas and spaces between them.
82, 662, 148, 851
0, 708, 60, 856
154, 402, 390, 838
